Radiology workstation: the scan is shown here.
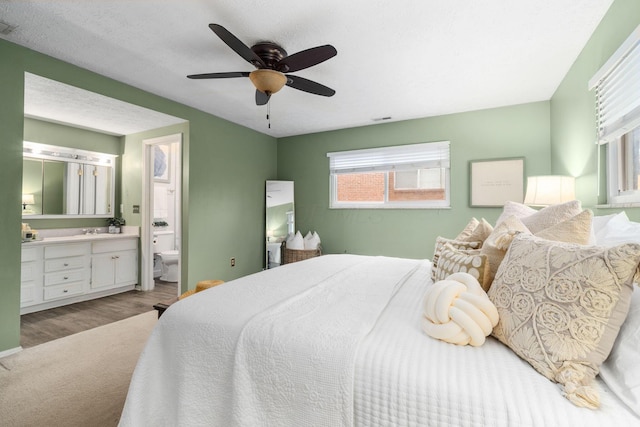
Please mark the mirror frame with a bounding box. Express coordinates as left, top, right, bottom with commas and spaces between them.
22, 141, 117, 219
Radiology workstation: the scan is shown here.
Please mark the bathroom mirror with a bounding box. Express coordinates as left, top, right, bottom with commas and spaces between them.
265, 180, 294, 269
22, 141, 116, 218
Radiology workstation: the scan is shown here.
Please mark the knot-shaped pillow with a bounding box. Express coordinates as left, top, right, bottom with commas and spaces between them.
422, 272, 499, 346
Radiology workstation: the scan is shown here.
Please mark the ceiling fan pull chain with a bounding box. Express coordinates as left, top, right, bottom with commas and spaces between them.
267, 101, 271, 129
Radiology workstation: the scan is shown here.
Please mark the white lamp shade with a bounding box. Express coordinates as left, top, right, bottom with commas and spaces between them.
22, 194, 35, 205
524, 176, 575, 206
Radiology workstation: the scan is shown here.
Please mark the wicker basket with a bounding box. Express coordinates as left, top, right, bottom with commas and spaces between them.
281, 242, 322, 264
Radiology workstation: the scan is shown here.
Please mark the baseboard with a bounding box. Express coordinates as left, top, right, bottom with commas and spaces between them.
0, 346, 23, 359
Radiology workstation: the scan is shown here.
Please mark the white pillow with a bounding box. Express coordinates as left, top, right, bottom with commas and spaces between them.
589, 212, 623, 245
599, 288, 640, 417
596, 212, 640, 247
303, 231, 321, 250
286, 231, 304, 250
593, 212, 625, 236
495, 201, 536, 227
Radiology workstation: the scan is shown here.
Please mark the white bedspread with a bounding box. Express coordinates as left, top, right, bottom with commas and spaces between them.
120, 254, 640, 427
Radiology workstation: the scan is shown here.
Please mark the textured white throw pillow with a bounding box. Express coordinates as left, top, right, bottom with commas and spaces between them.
495, 200, 582, 233
286, 231, 305, 250
495, 201, 536, 227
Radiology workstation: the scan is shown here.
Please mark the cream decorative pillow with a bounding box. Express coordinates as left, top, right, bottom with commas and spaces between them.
535, 209, 593, 245
479, 216, 531, 290
433, 243, 490, 290
488, 234, 640, 409
518, 200, 582, 233
455, 217, 480, 241
464, 218, 494, 244
431, 237, 482, 281
455, 217, 493, 244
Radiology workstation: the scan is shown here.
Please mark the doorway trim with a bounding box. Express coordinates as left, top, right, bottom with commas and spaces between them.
142, 133, 182, 293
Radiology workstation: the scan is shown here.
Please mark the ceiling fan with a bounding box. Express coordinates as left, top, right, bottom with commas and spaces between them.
187, 24, 337, 106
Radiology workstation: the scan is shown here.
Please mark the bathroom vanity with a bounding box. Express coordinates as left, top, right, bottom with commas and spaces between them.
20, 233, 138, 314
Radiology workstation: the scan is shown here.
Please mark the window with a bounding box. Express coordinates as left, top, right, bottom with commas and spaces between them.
607, 128, 640, 203
589, 24, 640, 205
327, 141, 450, 209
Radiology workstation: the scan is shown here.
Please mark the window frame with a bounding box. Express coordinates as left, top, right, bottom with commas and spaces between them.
607, 128, 640, 204
327, 141, 451, 209
590, 24, 640, 206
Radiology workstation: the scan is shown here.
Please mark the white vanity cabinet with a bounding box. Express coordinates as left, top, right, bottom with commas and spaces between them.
91, 239, 138, 290
20, 235, 138, 314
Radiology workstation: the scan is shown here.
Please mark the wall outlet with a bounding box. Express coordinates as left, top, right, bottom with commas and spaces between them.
230, 257, 235, 267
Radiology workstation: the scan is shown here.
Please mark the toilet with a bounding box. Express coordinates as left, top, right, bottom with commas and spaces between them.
153, 230, 180, 282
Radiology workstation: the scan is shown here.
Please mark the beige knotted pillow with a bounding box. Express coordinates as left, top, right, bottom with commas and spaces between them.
422, 272, 499, 347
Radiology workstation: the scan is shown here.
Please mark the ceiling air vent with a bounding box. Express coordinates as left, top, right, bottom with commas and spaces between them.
0, 20, 17, 35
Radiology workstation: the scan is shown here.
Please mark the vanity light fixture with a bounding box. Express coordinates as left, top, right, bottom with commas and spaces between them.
24, 141, 114, 165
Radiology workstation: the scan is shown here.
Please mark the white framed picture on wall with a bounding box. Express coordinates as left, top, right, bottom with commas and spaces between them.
469, 157, 524, 207
154, 144, 171, 183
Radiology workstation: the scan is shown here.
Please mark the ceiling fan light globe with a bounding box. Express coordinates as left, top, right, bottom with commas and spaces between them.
249, 69, 287, 95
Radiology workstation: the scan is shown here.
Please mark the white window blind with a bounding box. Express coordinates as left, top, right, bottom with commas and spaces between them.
327, 141, 450, 174
589, 24, 640, 144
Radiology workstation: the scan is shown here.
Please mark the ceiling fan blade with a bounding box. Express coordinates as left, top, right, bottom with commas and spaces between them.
277, 45, 337, 73
209, 24, 265, 68
255, 90, 270, 106
187, 72, 250, 79
286, 75, 336, 97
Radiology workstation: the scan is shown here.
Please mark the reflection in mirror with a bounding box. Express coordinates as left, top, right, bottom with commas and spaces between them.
22, 141, 116, 217
266, 180, 294, 269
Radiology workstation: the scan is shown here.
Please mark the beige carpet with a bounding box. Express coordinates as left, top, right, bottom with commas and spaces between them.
0, 311, 157, 427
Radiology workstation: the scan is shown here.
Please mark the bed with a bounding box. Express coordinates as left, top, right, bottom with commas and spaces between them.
120, 247, 640, 425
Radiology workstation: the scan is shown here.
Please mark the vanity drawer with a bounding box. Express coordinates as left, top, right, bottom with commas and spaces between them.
43, 282, 84, 301
45, 270, 85, 287
44, 243, 90, 259
22, 246, 41, 262
44, 256, 86, 273
92, 238, 137, 254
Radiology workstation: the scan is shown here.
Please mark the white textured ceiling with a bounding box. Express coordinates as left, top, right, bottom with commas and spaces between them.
24, 73, 186, 135
1, 0, 613, 138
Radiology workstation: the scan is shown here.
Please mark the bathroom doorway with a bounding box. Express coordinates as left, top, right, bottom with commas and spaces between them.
141, 134, 182, 294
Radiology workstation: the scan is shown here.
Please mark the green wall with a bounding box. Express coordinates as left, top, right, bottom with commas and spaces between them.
24, 117, 121, 153
550, 0, 640, 219
0, 38, 277, 354
278, 102, 551, 259
0, 40, 25, 354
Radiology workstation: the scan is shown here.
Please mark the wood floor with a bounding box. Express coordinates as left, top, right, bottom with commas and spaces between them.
20, 280, 179, 348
